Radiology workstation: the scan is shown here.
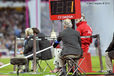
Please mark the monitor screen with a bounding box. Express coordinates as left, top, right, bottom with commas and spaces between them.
49, 0, 81, 20
50, 0, 75, 15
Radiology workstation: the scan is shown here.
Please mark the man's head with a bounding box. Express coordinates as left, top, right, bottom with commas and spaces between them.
62, 19, 72, 29
25, 28, 33, 37
75, 13, 86, 23
32, 28, 40, 35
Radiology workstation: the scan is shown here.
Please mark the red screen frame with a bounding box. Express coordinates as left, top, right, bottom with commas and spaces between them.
49, 0, 81, 20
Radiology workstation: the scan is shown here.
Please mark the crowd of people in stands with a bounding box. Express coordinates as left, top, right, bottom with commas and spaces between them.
0, 8, 25, 53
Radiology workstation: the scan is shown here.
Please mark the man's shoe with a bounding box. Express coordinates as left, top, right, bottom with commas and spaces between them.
107, 70, 112, 73
106, 70, 114, 75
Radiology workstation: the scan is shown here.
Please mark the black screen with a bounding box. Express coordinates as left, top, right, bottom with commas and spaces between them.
50, 0, 75, 15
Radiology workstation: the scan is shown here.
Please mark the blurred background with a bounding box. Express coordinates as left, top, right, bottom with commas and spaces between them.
0, 0, 114, 57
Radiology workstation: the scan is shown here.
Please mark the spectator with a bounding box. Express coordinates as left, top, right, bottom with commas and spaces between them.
105, 33, 114, 74
53, 19, 83, 76
76, 14, 92, 53
23, 28, 40, 72
32, 28, 52, 60
31, 28, 52, 71
14, 25, 22, 37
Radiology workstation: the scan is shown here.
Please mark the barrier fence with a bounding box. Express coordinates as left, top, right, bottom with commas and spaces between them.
0, 34, 103, 73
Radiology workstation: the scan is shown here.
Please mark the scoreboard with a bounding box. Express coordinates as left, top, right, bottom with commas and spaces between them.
49, 0, 81, 20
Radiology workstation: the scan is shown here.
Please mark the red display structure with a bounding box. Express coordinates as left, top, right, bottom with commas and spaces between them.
49, 0, 81, 20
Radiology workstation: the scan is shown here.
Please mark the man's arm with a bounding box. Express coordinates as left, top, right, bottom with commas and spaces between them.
53, 33, 62, 48
24, 40, 33, 54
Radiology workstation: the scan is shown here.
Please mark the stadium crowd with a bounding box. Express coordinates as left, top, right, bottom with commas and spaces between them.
0, 8, 25, 54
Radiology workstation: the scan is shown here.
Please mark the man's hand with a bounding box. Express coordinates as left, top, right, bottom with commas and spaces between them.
53, 40, 59, 48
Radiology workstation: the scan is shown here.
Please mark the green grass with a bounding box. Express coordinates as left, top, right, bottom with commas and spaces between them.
91, 56, 106, 71
0, 56, 108, 76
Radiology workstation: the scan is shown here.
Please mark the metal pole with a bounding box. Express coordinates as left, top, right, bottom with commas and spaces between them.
52, 21, 54, 31
33, 35, 36, 72
97, 35, 103, 71
14, 36, 17, 71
